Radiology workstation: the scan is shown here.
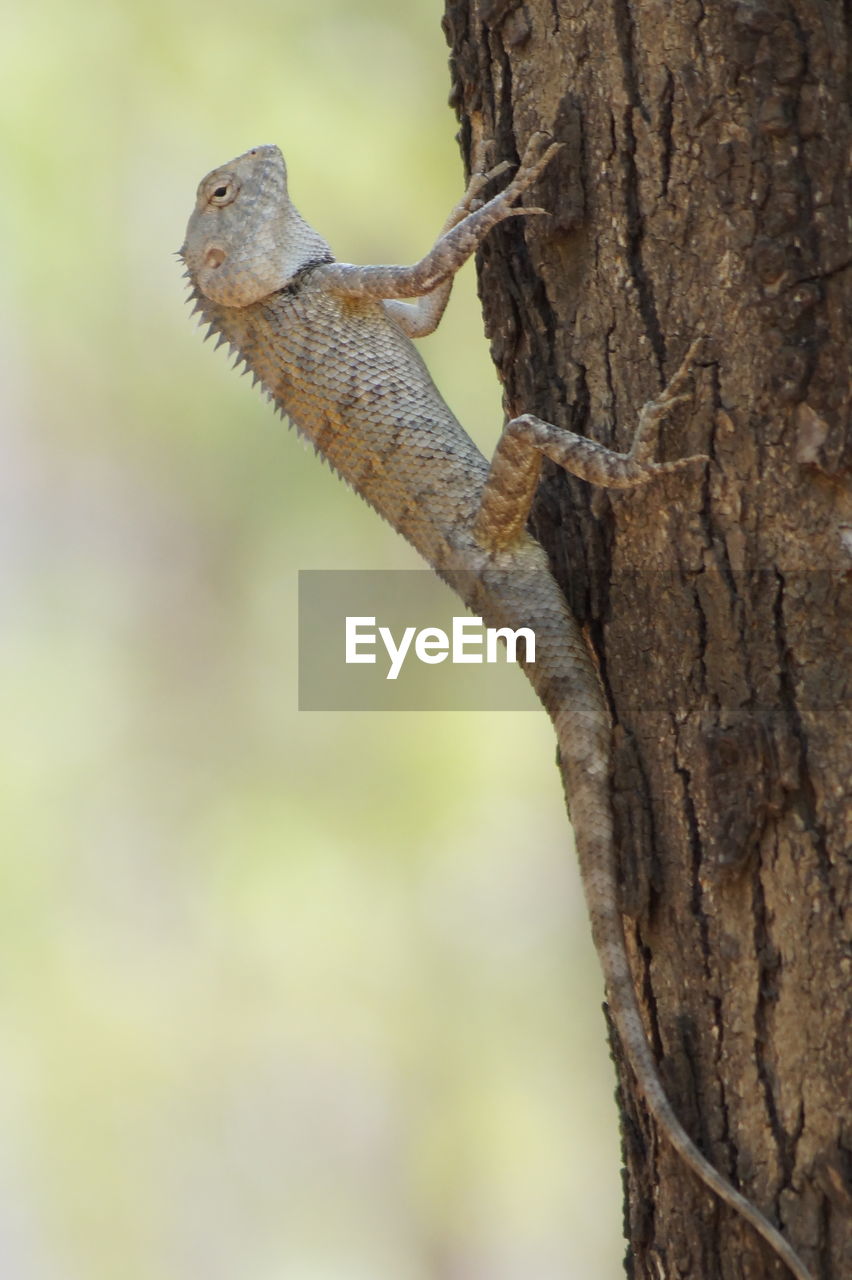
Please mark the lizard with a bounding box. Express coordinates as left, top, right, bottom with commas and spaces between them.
180, 135, 814, 1280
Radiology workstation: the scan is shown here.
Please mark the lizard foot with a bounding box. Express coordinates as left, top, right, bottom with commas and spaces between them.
504, 131, 563, 206
630, 336, 709, 470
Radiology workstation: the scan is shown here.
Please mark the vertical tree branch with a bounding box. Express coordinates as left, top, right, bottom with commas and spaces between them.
443, 1, 852, 1274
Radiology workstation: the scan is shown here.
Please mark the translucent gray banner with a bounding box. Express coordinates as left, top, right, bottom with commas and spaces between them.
298, 570, 539, 711
298, 568, 849, 712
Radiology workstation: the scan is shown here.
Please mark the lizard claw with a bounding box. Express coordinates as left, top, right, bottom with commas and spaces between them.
508, 206, 550, 219
663, 336, 707, 400
506, 133, 563, 204
482, 158, 513, 184
630, 339, 708, 463
521, 131, 563, 169
462, 159, 512, 212
653, 390, 693, 415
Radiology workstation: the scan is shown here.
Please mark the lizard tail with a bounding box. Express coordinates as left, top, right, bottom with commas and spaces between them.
531, 616, 813, 1280
561, 757, 813, 1280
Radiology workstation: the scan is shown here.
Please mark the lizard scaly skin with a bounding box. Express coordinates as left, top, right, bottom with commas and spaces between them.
180, 139, 814, 1280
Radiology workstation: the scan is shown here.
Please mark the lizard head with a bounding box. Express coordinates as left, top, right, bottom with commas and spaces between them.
181, 145, 331, 307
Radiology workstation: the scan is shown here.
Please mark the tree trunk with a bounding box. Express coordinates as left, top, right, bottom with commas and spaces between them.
442, 2, 851, 1276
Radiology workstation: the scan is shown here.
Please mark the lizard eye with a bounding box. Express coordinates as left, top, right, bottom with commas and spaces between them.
209, 179, 237, 207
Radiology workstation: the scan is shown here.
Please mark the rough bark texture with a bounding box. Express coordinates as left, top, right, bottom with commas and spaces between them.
442, 2, 851, 1277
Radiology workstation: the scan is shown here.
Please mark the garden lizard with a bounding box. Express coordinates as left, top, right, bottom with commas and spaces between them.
180, 137, 813, 1280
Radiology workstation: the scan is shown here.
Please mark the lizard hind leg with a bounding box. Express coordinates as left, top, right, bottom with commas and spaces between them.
473, 339, 708, 553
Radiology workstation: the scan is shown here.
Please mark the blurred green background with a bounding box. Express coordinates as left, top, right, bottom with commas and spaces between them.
1, 1, 622, 1276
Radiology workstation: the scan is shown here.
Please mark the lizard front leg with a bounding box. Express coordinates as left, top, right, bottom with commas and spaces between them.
474, 339, 707, 551
384, 157, 512, 337
315, 133, 560, 302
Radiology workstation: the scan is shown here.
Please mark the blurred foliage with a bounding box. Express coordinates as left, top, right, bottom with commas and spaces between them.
0, 1, 621, 1277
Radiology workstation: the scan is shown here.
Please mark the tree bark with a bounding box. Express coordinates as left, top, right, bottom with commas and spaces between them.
442, 2, 851, 1276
